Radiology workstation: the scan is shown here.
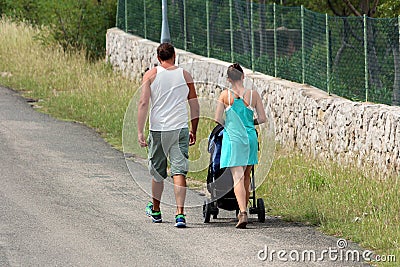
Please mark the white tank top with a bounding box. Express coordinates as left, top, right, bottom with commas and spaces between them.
149, 66, 189, 131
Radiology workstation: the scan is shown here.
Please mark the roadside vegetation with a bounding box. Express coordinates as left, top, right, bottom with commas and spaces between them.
0, 0, 116, 60
0, 18, 398, 266
0, 17, 132, 148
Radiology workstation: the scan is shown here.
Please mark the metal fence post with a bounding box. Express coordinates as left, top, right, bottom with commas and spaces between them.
230, 0, 234, 63
274, 3, 277, 77
116, 0, 119, 27
143, 0, 147, 39
206, 0, 210, 58
301, 5, 305, 84
364, 14, 369, 102
161, 0, 171, 43
125, 0, 128, 32
251, 0, 255, 72
326, 13, 330, 94
183, 0, 187, 50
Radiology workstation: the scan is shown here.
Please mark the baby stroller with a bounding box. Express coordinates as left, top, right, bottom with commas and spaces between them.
202, 124, 266, 223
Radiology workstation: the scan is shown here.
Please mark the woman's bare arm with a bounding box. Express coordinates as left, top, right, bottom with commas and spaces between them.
253, 91, 266, 125
214, 90, 226, 125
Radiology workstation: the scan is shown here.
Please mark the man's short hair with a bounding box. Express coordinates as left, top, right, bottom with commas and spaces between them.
157, 43, 175, 61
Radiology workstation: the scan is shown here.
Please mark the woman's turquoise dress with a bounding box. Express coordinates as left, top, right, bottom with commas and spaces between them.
220, 91, 258, 168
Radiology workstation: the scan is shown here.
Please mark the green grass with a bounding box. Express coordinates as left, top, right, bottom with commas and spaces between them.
261, 148, 399, 265
1, 18, 398, 266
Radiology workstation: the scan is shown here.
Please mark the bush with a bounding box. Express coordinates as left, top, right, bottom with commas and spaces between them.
0, 0, 117, 60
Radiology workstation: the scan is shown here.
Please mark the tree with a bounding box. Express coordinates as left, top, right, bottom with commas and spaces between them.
42, 0, 116, 59
377, 0, 400, 17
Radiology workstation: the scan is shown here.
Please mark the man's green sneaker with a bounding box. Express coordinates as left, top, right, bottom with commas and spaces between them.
145, 202, 162, 223
174, 214, 186, 228
145, 202, 153, 216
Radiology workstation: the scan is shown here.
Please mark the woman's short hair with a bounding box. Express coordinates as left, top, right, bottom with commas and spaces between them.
157, 43, 175, 61
227, 63, 244, 81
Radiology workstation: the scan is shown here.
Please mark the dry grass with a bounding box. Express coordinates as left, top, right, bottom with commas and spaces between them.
0, 17, 134, 148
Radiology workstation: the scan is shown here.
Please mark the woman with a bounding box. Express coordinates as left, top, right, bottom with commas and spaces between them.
215, 63, 266, 228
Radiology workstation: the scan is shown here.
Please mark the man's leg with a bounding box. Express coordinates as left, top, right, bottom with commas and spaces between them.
152, 179, 164, 211
147, 130, 168, 222
168, 128, 189, 229
173, 174, 186, 215
169, 128, 189, 215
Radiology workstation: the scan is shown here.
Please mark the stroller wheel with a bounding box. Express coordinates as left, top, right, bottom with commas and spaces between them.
257, 198, 266, 223
212, 202, 219, 219
203, 200, 212, 223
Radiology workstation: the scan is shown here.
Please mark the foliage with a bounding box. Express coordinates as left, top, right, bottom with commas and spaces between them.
275, 0, 399, 18
0, 0, 117, 59
0, 0, 42, 23
275, 0, 332, 15
378, 0, 400, 17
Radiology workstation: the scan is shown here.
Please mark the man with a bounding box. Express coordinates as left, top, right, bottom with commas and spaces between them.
137, 43, 199, 228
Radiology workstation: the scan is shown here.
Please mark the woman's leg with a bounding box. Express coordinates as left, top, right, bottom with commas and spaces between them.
230, 166, 247, 212
244, 165, 252, 208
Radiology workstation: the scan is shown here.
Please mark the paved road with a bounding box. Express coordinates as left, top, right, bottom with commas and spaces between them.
0, 86, 370, 266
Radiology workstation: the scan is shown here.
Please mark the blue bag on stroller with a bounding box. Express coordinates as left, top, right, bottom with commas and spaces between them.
206, 124, 237, 210
203, 124, 266, 223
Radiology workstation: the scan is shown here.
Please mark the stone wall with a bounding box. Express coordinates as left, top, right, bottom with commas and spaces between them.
106, 27, 400, 175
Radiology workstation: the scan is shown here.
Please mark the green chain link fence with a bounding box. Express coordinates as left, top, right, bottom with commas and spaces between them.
116, 0, 400, 106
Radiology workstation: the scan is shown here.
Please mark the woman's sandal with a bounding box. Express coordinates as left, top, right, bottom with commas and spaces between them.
236, 211, 248, 228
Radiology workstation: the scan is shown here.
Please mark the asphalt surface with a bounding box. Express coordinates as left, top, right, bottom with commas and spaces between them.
0, 86, 370, 266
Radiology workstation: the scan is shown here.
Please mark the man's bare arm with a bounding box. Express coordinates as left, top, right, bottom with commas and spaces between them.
184, 70, 199, 145
137, 68, 156, 147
